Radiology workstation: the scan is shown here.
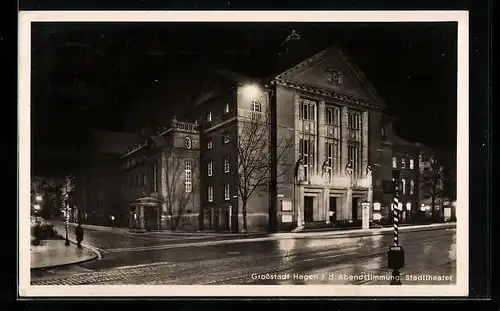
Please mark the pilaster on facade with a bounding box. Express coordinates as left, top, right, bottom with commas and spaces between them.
341, 106, 349, 178
294, 94, 301, 169
362, 111, 369, 179
160, 151, 168, 215
317, 100, 326, 175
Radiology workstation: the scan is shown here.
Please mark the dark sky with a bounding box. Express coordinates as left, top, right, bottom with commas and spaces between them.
30, 22, 457, 176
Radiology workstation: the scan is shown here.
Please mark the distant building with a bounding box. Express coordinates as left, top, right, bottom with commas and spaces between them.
389, 139, 456, 221
73, 129, 143, 226
390, 136, 421, 223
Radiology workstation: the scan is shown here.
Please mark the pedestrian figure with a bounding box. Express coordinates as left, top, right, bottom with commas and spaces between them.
33, 221, 41, 245
75, 222, 84, 248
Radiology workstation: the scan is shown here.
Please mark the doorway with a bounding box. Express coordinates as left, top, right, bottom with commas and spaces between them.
144, 207, 159, 231
220, 209, 230, 231
352, 197, 359, 220
329, 197, 337, 222
304, 196, 314, 222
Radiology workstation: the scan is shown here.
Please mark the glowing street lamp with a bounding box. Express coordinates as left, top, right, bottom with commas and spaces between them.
35, 195, 43, 202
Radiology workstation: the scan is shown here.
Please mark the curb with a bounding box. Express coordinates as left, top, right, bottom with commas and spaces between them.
30, 236, 100, 271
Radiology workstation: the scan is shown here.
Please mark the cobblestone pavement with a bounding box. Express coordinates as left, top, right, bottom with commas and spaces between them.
31, 227, 456, 285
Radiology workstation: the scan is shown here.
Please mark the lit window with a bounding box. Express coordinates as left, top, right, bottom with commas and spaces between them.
141, 171, 146, 187
410, 180, 415, 194
208, 186, 213, 202
392, 157, 397, 168
207, 139, 213, 149
224, 102, 230, 114
185, 160, 192, 193
251, 100, 261, 112
347, 144, 360, 176
348, 112, 361, 130
401, 158, 406, 169
299, 99, 316, 121
224, 184, 230, 201
224, 157, 230, 173
409, 159, 414, 170
381, 126, 386, 138
207, 112, 212, 123
326, 106, 340, 126
406, 202, 412, 211
208, 162, 213, 176
401, 179, 406, 194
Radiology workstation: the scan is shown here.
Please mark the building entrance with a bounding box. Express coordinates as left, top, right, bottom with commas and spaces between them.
304, 196, 314, 222
352, 197, 359, 220
329, 197, 337, 222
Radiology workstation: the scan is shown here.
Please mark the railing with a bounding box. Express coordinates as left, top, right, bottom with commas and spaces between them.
237, 108, 269, 123
172, 120, 200, 132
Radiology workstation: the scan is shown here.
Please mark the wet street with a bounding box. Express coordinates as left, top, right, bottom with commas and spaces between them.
31, 224, 456, 285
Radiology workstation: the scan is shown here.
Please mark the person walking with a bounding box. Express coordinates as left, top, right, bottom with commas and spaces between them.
75, 222, 84, 248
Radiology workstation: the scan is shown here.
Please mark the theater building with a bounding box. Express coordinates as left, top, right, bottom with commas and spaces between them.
194, 46, 391, 232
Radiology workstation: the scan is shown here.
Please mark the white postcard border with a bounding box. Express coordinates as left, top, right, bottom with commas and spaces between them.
18, 10, 469, 297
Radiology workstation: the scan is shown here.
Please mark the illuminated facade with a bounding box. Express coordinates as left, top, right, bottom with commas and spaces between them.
194, 46, 392, 232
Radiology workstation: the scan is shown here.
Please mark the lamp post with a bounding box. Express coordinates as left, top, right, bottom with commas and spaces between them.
64, 200, 70, 246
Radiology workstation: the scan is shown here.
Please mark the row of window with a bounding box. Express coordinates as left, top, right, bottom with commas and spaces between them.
206, 100, 262, 123
400, 179, 415, 195
299, 137, 362, 180
299, 100, 361, 130
392, 157, 415, 170
205, 132, 230, 150
207, 157, 231, 176
122, 161, 194, 194
207, 184, 231, 202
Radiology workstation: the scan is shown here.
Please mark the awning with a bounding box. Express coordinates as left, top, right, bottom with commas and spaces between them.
130, 197, 162, 207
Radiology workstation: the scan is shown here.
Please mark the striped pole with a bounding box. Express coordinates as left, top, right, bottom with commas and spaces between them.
393, 183, 399, 246
390, 173, 402, 285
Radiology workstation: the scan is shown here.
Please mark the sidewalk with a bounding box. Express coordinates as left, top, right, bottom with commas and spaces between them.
30, 239, 98, 270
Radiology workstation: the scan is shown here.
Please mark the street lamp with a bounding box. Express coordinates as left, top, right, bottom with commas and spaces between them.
64, 201, 70, 246
35, 195, 43, 202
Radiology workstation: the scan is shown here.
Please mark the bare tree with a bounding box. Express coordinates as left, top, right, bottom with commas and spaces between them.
161, 151, 199, 231
231, 114, 294, 233
420, 155, 444, 220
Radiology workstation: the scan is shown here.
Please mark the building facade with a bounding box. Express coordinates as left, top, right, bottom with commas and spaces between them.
390, 136, 420, 223
119, 118, 201, 231
194, 46, 392, 232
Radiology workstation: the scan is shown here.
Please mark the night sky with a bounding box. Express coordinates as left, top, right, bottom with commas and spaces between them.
30, 22, 457, 176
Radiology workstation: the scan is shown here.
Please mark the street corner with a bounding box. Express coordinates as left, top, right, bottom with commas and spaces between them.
30, 239, 99, 270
